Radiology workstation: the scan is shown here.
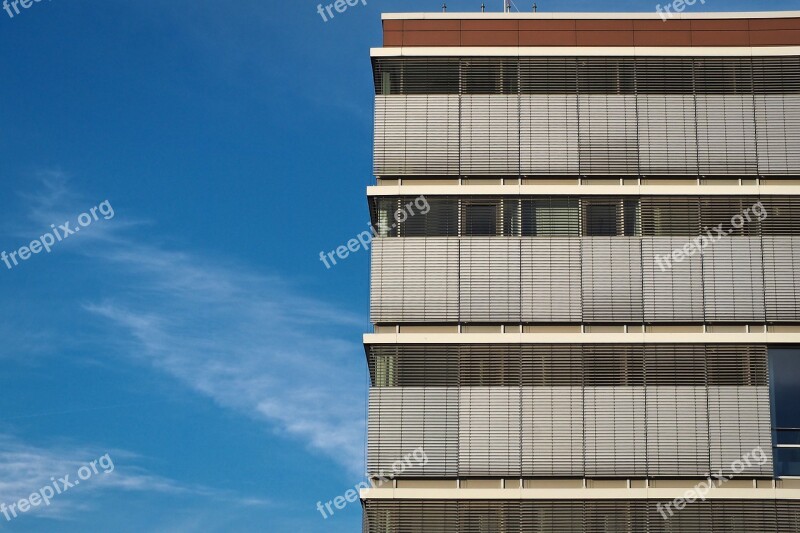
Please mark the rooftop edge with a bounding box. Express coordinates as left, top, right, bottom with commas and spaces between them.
382, 11, 800, 20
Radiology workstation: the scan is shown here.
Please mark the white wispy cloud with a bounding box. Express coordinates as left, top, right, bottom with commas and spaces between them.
22, 174, 367, 475
0, 435, 230, 521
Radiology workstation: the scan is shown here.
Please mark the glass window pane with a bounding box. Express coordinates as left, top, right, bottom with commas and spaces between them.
770, 346, 800, 428
585, 203, 619, 236
402, 198, 458, 237
775, 447, 800, 478
522, 198, 580, 236
464, 204, 498, 236
624, 199, 640, 236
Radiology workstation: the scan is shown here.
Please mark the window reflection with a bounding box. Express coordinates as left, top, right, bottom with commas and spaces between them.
770, 346, 800, 477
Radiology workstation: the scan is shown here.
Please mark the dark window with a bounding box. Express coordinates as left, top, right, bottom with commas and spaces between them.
521, 198, 580, 236
464, 204, 498, 236
461, 58, 519, 95
402, 198, 458, 237
585, 204, 619, 236
624, 200, 640, 236
770, 346, 800, 477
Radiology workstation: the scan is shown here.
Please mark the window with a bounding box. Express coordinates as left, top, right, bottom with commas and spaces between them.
583, 199, 641, 236
624, 199, 640, 236
769, 346, 800, 477
375, 356, 396, 387
521, 198, 580, 236
375, 198, 399, 237
585, 203, 619, 236
402, 198, 458, 237
374, 197, 458, 237
464, 203, 498, 236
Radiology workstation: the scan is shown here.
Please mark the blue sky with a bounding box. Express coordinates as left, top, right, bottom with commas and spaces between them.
0, 0, 795, 531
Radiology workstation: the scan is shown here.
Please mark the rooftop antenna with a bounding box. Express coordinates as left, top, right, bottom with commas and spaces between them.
533, 3, 538, 12
504, 0, 511, 12
442, 2, 447, 12
481, 3, 485, 12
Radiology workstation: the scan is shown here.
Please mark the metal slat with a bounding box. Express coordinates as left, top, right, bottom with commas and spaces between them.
364, 500, 793, 532
581, 237, 643, 323
372, 56, 799, 178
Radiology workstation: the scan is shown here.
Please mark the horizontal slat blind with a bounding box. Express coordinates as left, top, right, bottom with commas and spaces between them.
373, 57, 797, 177
460, 95, 519, 175
642, 237, 705, 322
370, 237, 403, 322
702, 237, 766, 322
582, 237, 643, 322
369, 196, 800, 238
520, 94, 579, 175
367, 345, 770, 478
637, 94, 699, 175
645, 346, 710, 476
696, 95, 758, 175
368, 387, 459, 477
521, 237, 582, 322
458, 387, 521, 477
754, 56, 800, 175
367, 344, 768, 388
777, 500, 800, 531
578, 94, 640, 175
645, 387, 709, 476
459, 237, 521, 322
755, 94, 800, 175
763, 236, 800, 321
640, 197, 701, 236
371, 233, 798, 323
522, 386, 584, 477
708, 385, 773, 476
584, 387, 647, 476
370, 237, 459, 323
373, 95, 460, 176
365, 500, 792, 532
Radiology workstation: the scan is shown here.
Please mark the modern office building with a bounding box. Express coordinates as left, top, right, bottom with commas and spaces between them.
362, 9, 800, 532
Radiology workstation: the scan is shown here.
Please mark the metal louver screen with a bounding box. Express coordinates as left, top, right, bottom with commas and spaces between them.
369, 195, 800, 323
371, 238, 800, 324
581, 237, 643, 322
763, 236, 800, 321
366, 344, 771, 478
363, 500, 796, 533
642, 237, 705, 322
520, 237, 582, 322
370, 237, 459, 322
753, 57, 800, 174
459, 237, 521, 322
370, 196, 800, 237
373, 56, 800, 177
368, 387, 459, 478
578, 94, 639, 175
701, 237, 766, 322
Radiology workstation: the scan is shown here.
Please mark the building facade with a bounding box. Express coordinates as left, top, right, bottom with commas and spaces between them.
362, 10, 800, 532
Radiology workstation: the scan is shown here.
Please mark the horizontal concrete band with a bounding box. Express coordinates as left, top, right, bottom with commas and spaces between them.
363, 332, 800, 345
367, 185, 800, 197
383, 12, 800, 21
371, 46, 800, 57
381, 14, 800, 48
361, 487, 800, 500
